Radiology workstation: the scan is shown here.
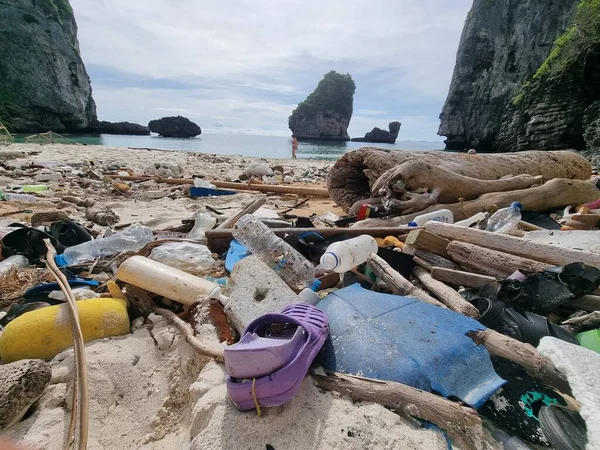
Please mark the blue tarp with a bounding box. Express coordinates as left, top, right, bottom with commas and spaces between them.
317, 284, 505, 408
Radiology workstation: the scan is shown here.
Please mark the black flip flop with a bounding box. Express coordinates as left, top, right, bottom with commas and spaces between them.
472, 297, 578, 347
1, 224, 65, 263
539, 405, 587, 450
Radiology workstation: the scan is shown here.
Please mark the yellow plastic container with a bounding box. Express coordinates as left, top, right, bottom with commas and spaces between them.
0, 298, 130, 363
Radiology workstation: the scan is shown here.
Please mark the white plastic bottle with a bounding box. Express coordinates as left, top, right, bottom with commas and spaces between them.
117, 255, 224, 304
55, 224, 154, 266
320, 235, 378, 273
408, 209, 454, 227
233, 215, 315, 291
485, 202, 522, 233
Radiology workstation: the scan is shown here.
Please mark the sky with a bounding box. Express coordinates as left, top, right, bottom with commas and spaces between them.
71, 0, 472, 141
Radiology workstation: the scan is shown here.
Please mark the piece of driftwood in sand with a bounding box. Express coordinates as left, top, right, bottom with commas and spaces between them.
327, 147, 591, 212
357, 178, 600, 226
313, 370, 486, 450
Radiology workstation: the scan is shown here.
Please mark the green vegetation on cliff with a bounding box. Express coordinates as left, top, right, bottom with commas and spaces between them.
32, 0, 73, 23
533, 0, 600, 80
290, 71, 356, 120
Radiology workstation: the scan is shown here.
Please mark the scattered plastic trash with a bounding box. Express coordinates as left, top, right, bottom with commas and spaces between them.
485, 201, 522, 233
320, 235, 378, 273
193, 178, 216, 188
408, 209, 454, 227
187, 211, 217, 242
243, 163, 273, 178
149, 242, 216, 275
225, 239, 251, 272
1, 225, 65, 263
455, 212, 487, 227
0, 255, 29, 278
497, 262, 600, 314
576, 329, 600, 353
233, 215, 315, 291
54, 224, 153, 266
539, 405, 588, 450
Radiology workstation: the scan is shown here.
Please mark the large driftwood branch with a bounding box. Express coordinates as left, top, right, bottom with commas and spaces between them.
368, 253, 569, 393
358, 178, 600, 225
154, 307, 225, 362
371, 160, 541, 203
468, 330, 569, 394
328, 148, 591, 211
412, 266, 480, 317
313, 370, 488, 450
446, 241, 551, 279
367, 254, 447, 308
426, 222, 600, 268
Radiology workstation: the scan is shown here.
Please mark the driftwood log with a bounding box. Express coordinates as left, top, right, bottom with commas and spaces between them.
327, 148, 591, 212
357, 178, 600, 226
313, 370, 488, 450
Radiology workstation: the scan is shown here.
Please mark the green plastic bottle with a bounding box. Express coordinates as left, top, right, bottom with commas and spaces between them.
22, 185, 49, 193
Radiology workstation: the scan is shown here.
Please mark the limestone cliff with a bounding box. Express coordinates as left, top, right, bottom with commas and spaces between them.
289, 71, 355, 141
439, 0, 579, 151
0, 0, 96, 132
497, 0, 600, 158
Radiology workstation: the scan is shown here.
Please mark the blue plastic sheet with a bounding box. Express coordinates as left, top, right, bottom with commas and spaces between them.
317, 284, 505, 408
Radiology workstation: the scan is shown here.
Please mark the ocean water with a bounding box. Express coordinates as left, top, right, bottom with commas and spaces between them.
51, 133, 444, 160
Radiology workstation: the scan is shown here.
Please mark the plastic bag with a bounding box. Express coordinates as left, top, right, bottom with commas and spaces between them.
149, 242, 216, 275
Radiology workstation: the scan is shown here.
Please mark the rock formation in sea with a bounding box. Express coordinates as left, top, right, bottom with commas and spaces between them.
439, 0, 581, 152
351, 121, 401, 143
0, 0, 97, 133
148, 116, 202, 138
96, 121, 150, 136
288, 71, 355, 141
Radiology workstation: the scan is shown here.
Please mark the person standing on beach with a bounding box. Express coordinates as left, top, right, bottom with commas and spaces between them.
291, 135, 298, 159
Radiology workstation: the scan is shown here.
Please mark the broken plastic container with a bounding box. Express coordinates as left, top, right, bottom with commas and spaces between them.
232, 215, 315, 291
117, 255, 224, 304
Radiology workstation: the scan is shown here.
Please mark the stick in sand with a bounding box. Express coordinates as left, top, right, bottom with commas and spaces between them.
44, 240, 89, 450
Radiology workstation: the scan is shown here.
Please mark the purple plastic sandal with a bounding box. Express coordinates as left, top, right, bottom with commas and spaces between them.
225, 303, 329, 410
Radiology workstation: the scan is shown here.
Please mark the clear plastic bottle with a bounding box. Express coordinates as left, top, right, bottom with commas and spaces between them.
232, 215, 315, 291
485, 202, 523, 233
2, 193, 37, 203
187, 211, 217, 242
320, 235, 378, 273
55, 224, 154, 266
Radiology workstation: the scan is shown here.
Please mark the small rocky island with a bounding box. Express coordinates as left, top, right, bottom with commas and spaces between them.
351, 121, 401, 143
95, 121, 150, 135
288, 71, 355, 141
148, 116, 201, 138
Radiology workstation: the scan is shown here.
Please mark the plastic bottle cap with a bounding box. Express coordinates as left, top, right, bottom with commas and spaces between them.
320, 252, 339, 271
407, 221, 418, 227
511, 201, 523, 210
54, 254, 68, 267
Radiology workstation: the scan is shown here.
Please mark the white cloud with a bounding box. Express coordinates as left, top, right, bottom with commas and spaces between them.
71, 0, 472, 140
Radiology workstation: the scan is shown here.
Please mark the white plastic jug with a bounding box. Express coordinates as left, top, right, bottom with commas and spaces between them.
408, 209, 454, 227
320, 235, 378, 273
